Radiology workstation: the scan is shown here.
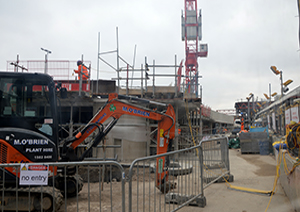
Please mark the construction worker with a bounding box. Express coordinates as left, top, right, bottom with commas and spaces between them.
74, 60, 89, 80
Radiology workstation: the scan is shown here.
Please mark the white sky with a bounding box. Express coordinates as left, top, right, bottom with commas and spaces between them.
0, 0, 299, 110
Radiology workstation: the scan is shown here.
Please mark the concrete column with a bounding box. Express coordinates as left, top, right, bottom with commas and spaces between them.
209, 122, 213, 135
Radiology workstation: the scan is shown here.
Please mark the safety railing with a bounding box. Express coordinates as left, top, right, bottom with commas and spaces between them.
0, 161, 126, 212
0, 137, 232, 212
128, 144, 206, 212
199, 136, 234, 188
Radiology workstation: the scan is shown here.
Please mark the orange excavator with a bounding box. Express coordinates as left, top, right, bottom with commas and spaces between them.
62, 92, 177, 192
0, 72, 176, 211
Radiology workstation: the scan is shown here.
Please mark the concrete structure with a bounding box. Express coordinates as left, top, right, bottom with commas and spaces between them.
255, 86, 300, 135
57, 83, 234, 162
5, 59, 233, 162
241, 86, 300, 211
279, 149, 300, 211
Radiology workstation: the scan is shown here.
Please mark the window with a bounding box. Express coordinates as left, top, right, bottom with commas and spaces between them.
0, 76, 54, 136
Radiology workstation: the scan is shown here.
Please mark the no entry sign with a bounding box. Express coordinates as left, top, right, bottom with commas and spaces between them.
19, 164, 49, 185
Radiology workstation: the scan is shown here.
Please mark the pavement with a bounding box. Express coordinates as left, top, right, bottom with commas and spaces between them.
181, 149, 295, 212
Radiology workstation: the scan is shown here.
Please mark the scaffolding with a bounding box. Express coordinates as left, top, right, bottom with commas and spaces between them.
6, 60, 91, 81
6, 59, 92, 93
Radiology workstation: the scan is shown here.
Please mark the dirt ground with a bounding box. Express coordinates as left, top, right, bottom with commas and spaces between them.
58, 168, 180, 212
57, 149, 295, 212
58, 181, 124, 212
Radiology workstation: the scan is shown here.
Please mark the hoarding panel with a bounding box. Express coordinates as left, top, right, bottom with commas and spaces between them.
291, 106, 299, 123
285, 108, 291, 125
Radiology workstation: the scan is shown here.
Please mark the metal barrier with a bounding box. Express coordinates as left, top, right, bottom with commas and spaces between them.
128, 145, 206, 212
199, 136, 234, 188
0, 137, 232, 212
0, 161, 126, 212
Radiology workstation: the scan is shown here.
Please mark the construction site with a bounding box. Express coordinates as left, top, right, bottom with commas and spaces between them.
5, 0, 234, 162
5, 60, 235, 161
0, 0, 299, 212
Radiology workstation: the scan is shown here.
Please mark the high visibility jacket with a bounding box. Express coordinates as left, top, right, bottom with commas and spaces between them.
74, 65, 88, 80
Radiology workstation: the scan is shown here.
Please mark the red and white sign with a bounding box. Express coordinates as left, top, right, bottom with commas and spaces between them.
291, 106, 299, 123
20, 164, 49, 185
285, 108, 291, 125
28, 165, 48, 171
60, 82, 90, 91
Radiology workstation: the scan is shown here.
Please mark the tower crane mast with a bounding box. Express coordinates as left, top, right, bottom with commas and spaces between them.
181, 0, 207, 96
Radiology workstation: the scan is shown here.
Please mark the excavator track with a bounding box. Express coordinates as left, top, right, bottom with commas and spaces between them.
157, 181, 177, 193
56, 173, 84, 197
0, 186, 63, 212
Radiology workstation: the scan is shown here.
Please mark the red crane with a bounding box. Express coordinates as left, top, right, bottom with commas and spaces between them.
181, 0, 207, 96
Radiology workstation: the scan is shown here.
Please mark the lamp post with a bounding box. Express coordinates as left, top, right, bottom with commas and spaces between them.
246, 93, 254, 127
41, 48, 51, 74
270, 66, 283, 97
263, 92, 277, 102
270, 66, 293, 97
270, 66, 293, 135
283, 79, 293, 93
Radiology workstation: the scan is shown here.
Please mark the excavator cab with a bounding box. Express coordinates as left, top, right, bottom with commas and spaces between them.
0, 72, 68, 211
0, 72, 59, 180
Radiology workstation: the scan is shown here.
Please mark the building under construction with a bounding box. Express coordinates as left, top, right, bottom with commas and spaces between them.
6, 59, 233, 162
5, 0, 233, 161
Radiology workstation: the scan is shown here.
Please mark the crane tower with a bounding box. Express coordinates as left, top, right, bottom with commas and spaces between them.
181, 0, 207, 96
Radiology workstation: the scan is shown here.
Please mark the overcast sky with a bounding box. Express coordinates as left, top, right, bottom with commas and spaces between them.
0, 0, 299, 110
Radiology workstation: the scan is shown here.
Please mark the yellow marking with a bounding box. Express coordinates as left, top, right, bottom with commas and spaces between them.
160, 129, 164, 137
21, 165, 27, 171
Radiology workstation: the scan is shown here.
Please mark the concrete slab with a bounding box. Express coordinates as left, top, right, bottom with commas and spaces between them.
180, 149, 295, 212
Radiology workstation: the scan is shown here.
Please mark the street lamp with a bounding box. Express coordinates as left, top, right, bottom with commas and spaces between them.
283, 79, 293, 93
263, 93, 269, 100
270, 66, 293, 97
272, 92, 278, 98
270, 66, 283, 97
263, 92, 277, 100
41, 48, 51, 74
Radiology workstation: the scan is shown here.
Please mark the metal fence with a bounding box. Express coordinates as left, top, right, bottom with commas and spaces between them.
0, 136, 232, 212
128, 144, 205, 212
200, 136, 234, 188
0, 161, 126, 212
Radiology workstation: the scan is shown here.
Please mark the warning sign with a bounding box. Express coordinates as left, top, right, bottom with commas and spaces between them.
20, 164, 49, 185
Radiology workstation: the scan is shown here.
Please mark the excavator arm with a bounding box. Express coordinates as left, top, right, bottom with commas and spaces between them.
62, 93, 176, 192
